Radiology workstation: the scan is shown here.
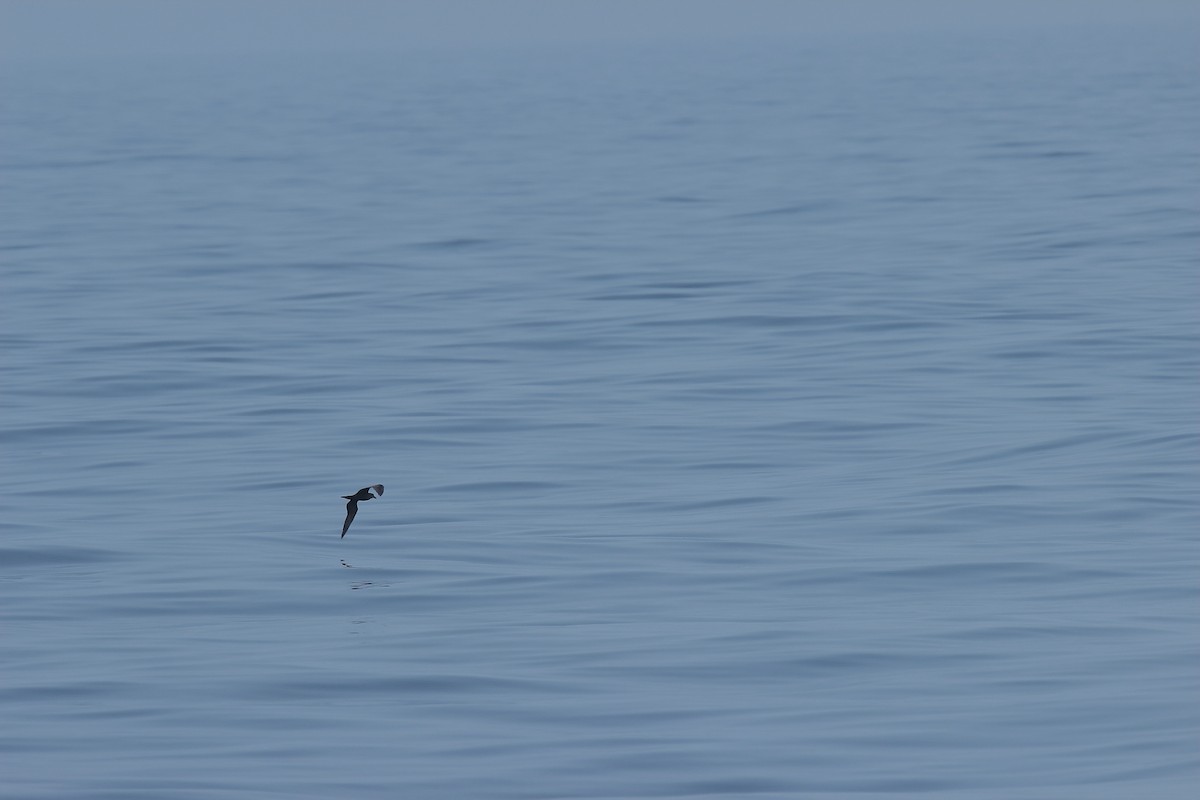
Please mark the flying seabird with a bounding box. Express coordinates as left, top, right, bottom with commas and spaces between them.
341, 484, 384, 538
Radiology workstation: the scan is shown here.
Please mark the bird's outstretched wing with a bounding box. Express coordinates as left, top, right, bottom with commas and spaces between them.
341, 500, 358, 538
370, 484, 384, 497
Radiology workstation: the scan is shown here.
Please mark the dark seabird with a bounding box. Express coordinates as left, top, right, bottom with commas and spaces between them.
341, 484, 384, 538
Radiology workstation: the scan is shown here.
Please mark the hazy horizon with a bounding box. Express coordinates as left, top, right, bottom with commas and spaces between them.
3, 0, 1198, 63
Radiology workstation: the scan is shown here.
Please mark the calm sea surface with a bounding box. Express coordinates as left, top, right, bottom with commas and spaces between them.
2, 23, 1197, 800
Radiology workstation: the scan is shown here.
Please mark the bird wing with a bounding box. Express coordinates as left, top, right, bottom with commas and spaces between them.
370, 484, 384, 497
341, 500, 358, 538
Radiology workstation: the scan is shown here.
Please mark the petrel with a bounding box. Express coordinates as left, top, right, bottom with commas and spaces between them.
341, 484, 384, 538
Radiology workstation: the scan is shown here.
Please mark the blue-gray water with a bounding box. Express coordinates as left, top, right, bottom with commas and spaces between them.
2, 25, 1197, 800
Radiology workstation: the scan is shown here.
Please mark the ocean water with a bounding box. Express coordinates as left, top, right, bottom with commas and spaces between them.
2, 24, 1197, 800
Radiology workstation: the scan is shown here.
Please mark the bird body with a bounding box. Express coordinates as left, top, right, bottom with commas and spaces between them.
341, 484, 384, 537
